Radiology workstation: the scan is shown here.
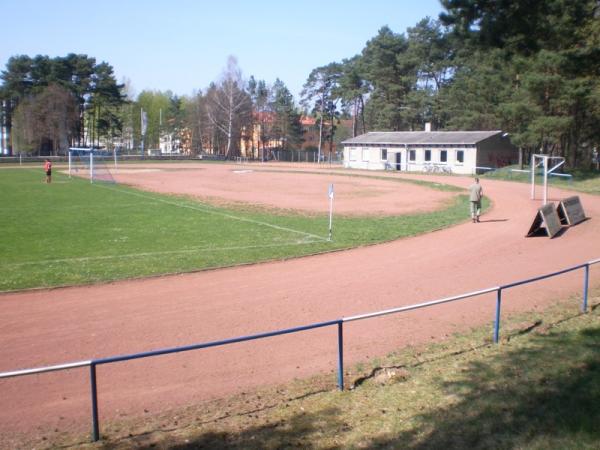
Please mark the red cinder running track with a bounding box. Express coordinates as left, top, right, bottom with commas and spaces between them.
1, 163, 598, 446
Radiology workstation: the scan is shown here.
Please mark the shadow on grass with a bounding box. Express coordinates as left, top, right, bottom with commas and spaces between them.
134, 325, 600, 450
371, 325, 600, 449
165, 407, 344, 450
568, 169, 600, 182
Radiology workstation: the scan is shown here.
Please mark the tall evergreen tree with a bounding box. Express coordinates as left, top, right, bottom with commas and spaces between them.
336, 56, 368, 137
439, 0, 600, 167
0, 53, 125, 153
301, 63, 341, 161
271, 79, 303, 151
360, 26, 415, 131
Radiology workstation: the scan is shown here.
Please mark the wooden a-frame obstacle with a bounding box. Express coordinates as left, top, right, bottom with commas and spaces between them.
557, 196, 587, 226
526, 203, 563, 238
526, 196, 587, 238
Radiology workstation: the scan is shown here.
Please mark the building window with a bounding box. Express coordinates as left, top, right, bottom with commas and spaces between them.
440, 150, 447, 163
409, 150, 416, 162
381, 148, 387, 161
362, 148, 369, 161
456, 150, 464, 163
425, 149, 431, 162
350, 148, 358, 161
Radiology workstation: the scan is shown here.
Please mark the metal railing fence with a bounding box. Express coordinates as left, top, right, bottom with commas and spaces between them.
1, 258, 598, 442
510, 168, 574, 185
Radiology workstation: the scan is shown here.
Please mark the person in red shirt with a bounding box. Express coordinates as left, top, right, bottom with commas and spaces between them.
44, 159, 52, 183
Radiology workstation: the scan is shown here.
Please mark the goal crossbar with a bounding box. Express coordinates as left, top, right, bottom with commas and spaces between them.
531, 154, 566, 204
68, 148, 117, 184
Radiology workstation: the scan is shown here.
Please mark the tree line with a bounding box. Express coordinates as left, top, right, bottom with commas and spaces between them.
1, 0, 599, 167
0, 54, 305, 159
0, 54, 124, 154
315, 0, 600, 168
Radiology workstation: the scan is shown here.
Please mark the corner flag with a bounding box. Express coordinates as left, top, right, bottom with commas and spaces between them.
328, 183, 334, 241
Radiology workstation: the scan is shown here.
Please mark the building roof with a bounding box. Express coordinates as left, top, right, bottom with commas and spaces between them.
300, 116, 316, 126
253, 111, 277, 122
342, 131, 503, 146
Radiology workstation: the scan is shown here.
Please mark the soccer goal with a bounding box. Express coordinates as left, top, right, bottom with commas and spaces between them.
531, 154, 567, 205
68, 148, 117, 183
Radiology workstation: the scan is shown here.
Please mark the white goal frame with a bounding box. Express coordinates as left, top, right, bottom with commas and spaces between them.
531, 154, 565, 205
68, 148, 118, 183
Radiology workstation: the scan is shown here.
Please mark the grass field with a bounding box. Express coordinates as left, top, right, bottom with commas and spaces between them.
0, 168, 474, 291
482, 165, 600, 195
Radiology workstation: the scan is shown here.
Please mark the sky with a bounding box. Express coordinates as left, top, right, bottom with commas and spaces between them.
1, 0, 445, 100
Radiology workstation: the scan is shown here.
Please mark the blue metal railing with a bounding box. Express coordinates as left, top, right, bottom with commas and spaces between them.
1, 258, 598, 442
510, 168, 574, 185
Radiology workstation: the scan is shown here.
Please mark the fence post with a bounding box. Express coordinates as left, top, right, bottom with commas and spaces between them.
337, 321, 344, 391
494, 289, 502, 343
582, 264, 589, 313
90, 363, 100, 442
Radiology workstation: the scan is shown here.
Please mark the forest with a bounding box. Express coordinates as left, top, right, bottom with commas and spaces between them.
1, 0, 598, 168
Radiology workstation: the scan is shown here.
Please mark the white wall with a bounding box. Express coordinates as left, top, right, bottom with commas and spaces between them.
344, 145, 478, 174
344, 146, 387, 170
159, 133, 181, 154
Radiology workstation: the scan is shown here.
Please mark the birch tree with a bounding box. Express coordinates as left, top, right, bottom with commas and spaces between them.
271, 79, 303, 151
206, 56, 251, 158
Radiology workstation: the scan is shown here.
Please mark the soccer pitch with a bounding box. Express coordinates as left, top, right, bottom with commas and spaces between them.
0, 168, 470, 291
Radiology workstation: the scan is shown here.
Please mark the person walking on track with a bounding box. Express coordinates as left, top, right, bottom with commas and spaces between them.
469, 177, 483, 223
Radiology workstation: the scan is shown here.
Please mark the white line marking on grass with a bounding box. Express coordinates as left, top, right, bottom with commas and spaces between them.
94, 183, 328, 242
2, 240, 325, 267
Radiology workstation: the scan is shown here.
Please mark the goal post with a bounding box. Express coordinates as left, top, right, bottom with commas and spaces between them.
531, 154, 565, 205
68, 148, 116, 184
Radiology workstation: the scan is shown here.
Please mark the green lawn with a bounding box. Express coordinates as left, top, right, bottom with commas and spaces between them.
0, 168, 474, 291
482, 165, 600, 195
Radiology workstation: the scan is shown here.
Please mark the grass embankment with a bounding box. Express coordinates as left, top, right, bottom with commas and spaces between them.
482, 165, 600, 195
0, 168, 474, 291
48, 291, 597, 450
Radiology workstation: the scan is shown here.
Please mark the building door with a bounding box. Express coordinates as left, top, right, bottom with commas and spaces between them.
395, 152, 402, 171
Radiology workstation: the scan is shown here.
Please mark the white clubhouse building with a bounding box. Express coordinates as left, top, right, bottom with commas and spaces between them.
342, 130, 518, 175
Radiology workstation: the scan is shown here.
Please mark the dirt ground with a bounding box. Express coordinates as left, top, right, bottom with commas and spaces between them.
1, 162, 599, 447
108, 163, 455, 216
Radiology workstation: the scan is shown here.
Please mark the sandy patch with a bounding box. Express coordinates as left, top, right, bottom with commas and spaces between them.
111, 164, 455, 216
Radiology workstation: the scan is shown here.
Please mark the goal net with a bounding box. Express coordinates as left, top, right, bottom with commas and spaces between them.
69, 148, 117, 183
